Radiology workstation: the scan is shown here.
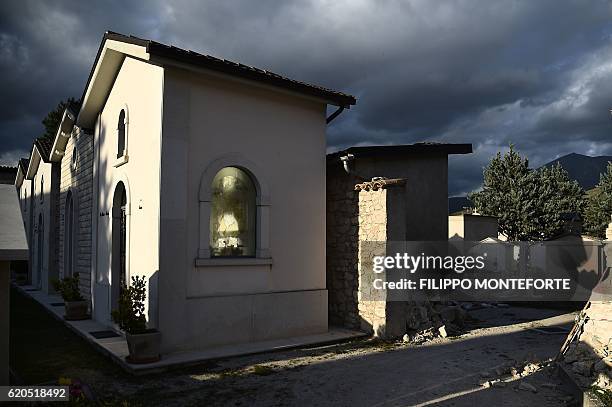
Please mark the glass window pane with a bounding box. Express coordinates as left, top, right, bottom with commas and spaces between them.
210, 167, 256, 257
117, 110, 126, 158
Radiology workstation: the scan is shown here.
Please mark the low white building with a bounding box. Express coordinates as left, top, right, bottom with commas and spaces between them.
49, 105, 95, 302
20, 31, 356, 353
23, 138, 60, 293
15, 159, 33, 283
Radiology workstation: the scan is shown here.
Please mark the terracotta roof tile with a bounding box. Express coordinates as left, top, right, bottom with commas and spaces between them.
354, 178, 406, 191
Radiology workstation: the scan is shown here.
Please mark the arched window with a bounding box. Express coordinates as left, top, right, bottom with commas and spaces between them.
64, 191, 77, 277
71, 146, 79, 172
209, 167, 256, 257
117, 109, 126, 158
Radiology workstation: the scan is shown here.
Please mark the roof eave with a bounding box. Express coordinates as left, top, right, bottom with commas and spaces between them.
147, 44, 356, 108
50, 108, 77, 162
25, 147, 41, 180
76, 34, 151, 128
14, 168, 24, 187
328, 143, 473, 161
77, 32, 356, 128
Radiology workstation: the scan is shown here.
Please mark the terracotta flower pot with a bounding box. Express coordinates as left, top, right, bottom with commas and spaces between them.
126, 330, 161, 364
64, 300, 89, 320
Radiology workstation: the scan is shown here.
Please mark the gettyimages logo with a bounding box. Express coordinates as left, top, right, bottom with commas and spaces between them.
373, 252, 487, 274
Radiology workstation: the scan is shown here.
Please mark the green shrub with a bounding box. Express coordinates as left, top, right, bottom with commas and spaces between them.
52, 273, 84, 302
111, 276, 147, 334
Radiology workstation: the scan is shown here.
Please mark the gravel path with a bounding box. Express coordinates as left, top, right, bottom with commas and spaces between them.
12, 287, 580, 406
122, 306, 578, 406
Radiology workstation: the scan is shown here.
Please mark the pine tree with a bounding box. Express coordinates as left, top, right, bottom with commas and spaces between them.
470, 146, 584, 241
531, 163, 583, 239
469, 145, 531, 241
583, 162, 612, 238
41, 97, 78, 141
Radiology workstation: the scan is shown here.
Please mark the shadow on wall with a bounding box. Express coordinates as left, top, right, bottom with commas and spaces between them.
148, 271, 159, 329
326, 164, 361, 330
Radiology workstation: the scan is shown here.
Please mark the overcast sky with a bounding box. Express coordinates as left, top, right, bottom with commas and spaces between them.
2, 1, 612, 196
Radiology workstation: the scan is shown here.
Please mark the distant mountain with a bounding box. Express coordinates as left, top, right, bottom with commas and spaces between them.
541, 153, 612, 190
448, 153, 611, 214
449, 196, 472, 214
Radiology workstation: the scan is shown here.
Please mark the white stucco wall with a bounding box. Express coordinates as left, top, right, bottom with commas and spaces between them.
58, 128, 94, 300
17, 178, 32, 244
449, 214, 499, 241
158, 67, 328, 351
16, 178, 33, 283
92, 56, 163, 326
30, 159, 55, 293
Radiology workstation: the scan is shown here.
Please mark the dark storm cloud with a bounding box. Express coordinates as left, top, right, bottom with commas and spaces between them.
2, 0, 612, 196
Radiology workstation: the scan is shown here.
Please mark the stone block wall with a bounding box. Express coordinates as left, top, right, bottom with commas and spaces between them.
326, 154, 453, 338
58, 128, 94, 300
326, 163, 360, 329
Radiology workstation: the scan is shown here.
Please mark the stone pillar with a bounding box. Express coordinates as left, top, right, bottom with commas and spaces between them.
356, 178, 409, 338
355, 178, 452, 340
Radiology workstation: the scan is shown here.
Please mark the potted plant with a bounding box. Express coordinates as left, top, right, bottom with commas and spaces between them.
111, 275, 161, 364
52, 273, 89, 320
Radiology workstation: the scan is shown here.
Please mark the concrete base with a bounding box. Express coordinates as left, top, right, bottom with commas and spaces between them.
16, 285, 366, 375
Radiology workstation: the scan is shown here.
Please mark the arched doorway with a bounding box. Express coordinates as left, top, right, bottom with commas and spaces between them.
37, 213, 43, 288
64, 191, 75, 277
111, 182, 127, 312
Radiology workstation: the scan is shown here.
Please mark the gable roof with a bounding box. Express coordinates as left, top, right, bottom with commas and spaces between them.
18, 158, 29, 174
34, 137, 53, 162
78, 31, 356, 127
15, 159, 29, 187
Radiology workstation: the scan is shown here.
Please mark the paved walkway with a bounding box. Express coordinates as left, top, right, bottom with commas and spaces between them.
13, 286, 579, 405
15, 285, 365, 374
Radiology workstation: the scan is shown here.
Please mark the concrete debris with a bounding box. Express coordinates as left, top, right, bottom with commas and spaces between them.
522, 362, 541, 375
402, 334, 410, 343
511, 367, 520, 378
518, 382, 538, 393
594, 372, 611, 389
438, 325, 448, 338
409, 327, 436, 344
480, 381, 491, 388
491, 380, 506, 388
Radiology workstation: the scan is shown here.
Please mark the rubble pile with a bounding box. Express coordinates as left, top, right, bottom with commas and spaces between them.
561, 301, 612, 391
401, 302, 469, 343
